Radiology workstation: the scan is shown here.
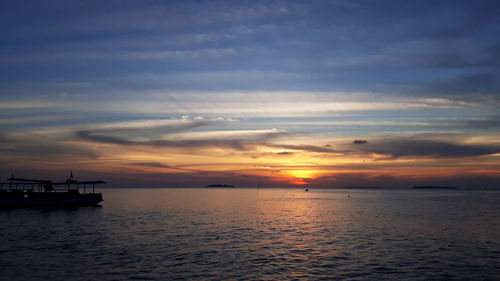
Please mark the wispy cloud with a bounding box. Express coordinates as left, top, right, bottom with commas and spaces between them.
264, 143, 337, 153
0, 131, 100, 161
353, 137, 500, 159
0, 48, 240, 64
93, 92, 487, 117
0, 101, 56, 110
128, 162, 172, 169
3, 91, 487, 119
0, 132, 11, 142
74, 116, 287, 150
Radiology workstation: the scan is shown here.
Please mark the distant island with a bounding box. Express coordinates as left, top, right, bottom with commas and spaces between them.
343, 186, 381, 189
206, 184, 234, 188
412, 186, 458, 190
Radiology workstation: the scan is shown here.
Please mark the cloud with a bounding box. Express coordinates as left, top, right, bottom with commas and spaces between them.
276, 151, 293, 155
0, 115, 75, 126
0, 132, 12, 143
0, 48, 241, 64
436, 1, 500, 39
432, 72, 500, 95
0, 101, 56, 110
0, 90, 488, 121
76, 130, 249, 149
95, 91, 486, 118
265, 143, 337, 153
356, 138, 500, 158
75, 118, 288, 150
129, 162, 172, 168
465, 117, 500, 128
353, 140, 367, 144
83, 118, 210, 136
0, 133, 100, 161
76, 130, 132, 145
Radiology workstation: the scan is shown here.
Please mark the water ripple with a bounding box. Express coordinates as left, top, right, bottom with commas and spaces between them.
1, 189, 499, 280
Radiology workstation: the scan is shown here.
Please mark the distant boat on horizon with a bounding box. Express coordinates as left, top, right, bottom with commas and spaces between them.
206, 184, 234, 188
0, 173, 105, 207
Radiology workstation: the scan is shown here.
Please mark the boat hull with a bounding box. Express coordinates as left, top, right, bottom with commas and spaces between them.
0, 190, 103, 207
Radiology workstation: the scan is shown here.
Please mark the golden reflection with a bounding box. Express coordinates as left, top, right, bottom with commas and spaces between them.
252, 189, 341, 265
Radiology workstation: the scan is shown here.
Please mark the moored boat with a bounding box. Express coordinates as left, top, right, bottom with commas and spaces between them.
0, 173, 104, 207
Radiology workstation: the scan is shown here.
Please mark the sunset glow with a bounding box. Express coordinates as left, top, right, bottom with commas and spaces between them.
1, 1, 499, 188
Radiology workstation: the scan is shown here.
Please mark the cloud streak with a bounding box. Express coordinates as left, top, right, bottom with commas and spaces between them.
355, 138, 500, 159
75, 118, 288, 150
265, 143, 337, 153
0, 132, 100, 161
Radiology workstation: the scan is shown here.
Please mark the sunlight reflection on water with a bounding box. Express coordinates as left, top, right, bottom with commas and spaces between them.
1, 188, 499, 280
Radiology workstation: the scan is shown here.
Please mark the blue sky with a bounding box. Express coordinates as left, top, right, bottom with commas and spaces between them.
1, 0, 499, 187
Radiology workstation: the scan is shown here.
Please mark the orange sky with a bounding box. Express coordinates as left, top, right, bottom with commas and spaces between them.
2, 118, 498, 188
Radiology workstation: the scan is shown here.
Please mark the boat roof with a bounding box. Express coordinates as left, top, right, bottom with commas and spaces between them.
1, 177, 105, 185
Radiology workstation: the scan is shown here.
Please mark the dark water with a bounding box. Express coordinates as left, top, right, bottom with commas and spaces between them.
1, 188, 499, 280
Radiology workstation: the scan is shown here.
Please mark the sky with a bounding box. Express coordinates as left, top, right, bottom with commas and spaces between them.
1, 0, 500, 188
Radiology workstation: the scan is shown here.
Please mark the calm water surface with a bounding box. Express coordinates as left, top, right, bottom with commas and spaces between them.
1, 188, 499, 280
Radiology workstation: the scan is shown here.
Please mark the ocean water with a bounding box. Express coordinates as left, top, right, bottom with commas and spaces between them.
0, 188, 499, 280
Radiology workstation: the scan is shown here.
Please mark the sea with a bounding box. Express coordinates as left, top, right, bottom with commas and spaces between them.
1, 188, 499, 280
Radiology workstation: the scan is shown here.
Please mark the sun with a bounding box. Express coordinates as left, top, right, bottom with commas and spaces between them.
288, 170, 317, 179
283, 169, 321, 185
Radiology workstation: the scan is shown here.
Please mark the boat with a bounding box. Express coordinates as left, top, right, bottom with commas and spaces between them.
0, 173, 104, 207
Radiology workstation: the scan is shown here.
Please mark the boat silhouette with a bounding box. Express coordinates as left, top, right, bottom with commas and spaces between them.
0, 173, 104, 207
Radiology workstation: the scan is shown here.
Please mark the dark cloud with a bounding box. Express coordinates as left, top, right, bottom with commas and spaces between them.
265, 144, 336, 153
129, 162, 172, 168
76, 130, 132, 145
436, 0, 500, 39
430, 72, 500, 96
276, 151, 293, 155
96, 119, 210, 135
0, 132, 12, 143
353, 140, 367, 144
465, 117, 500, 128
485, 42, 500, 60
421, 50, 493, 69
75, 127, 287, 150
411, 116, 500, 129
0, 137, 100, 160
76, 130, 247, 149
92, 170, 279, 188
356, 138, 500, 158
68, 119, 213, 145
